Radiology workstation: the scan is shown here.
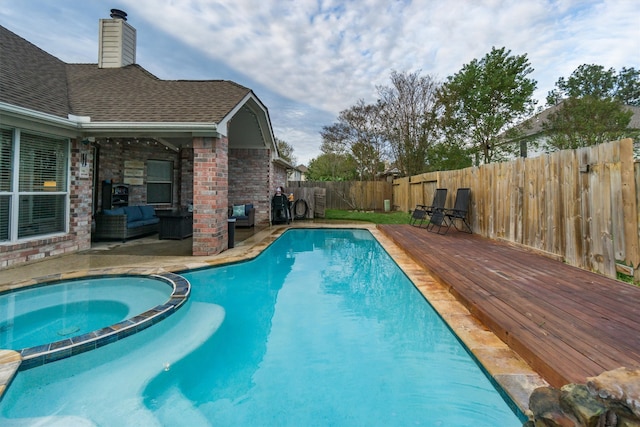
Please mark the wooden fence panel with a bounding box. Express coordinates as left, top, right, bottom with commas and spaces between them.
314, 189, 326, 218
286, 187, 318, 219
618, 140, 638, 276
288, 181, 392, 212
392, 138, 639, 281
635, 161, 640, 282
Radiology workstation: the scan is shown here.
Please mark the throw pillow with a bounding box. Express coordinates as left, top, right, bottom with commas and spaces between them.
232, 204, 245, 217
139, 205, 156, 220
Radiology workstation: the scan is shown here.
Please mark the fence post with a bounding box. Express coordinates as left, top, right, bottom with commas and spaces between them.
619, 139, 640, 281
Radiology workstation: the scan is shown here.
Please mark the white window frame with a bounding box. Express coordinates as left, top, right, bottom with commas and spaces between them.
0, 127, 70, 243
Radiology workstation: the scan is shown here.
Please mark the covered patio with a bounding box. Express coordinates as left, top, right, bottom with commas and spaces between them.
1, 11, 291, 268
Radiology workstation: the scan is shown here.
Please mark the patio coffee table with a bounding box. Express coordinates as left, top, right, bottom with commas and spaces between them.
158, 210, 193, 240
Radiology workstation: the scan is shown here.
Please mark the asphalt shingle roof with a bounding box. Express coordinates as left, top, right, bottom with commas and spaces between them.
0, 25, 70, 118
1, 25, 252, 124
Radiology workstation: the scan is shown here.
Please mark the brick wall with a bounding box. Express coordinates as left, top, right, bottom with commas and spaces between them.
180, 148, 194, 208
272, 163, 289, 194
229, 148, 273, 225
0, 139, 93, 269
192, 136, 228, 256
97, 139, 181, 210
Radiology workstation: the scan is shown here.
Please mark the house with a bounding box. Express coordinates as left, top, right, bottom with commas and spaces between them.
0, 9, 288, 268
377, 166, 401, 182
503, 102, 640, 157
287, 164, 308, 182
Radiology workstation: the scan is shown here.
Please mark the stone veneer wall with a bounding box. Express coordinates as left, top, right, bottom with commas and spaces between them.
0, 139, 93, 268
229, 148, 272, 226
192, 137, 228, 256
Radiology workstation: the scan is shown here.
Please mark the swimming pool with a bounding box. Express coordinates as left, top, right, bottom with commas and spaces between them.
0, 229, 524, 426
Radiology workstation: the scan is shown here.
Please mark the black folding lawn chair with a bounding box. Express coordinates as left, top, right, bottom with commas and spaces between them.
427, 188, 472, 234
409, 188, 447, 228
409, 205, 428, 227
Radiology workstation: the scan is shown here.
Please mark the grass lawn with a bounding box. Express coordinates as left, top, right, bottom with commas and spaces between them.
324, 209, 411, 224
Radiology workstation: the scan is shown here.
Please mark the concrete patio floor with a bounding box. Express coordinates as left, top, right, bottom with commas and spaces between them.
0, 225, 270, 288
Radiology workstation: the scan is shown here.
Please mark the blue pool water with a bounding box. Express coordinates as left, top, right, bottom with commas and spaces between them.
0, 229, 523, 426
0, 276, 172, 350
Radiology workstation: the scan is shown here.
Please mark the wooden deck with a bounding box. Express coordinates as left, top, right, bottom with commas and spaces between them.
378, 224, 640, 388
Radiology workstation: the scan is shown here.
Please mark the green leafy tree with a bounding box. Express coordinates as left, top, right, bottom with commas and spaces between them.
426, 141, 473, 172
438, 47, 537, 164
543, 64, 638, 150
546, 64, 640, 105
617, 67, 640, 106
275, 137, 297, 165
305, 152, 358, 181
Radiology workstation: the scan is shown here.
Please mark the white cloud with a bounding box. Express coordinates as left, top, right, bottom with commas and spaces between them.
123, 0, 638, 114
1, 0, 638, 164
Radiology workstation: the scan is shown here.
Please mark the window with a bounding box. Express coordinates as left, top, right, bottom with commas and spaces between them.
0, 128, 11, 241
147, 160, 172, 204
0, 128, 69, 242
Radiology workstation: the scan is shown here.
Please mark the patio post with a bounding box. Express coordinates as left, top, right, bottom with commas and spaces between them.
191, 136, 229, 256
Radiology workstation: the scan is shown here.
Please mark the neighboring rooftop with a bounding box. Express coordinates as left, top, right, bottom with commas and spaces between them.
514, 102, 640, 140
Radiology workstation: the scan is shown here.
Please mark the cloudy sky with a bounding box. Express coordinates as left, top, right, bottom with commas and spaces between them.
1, 1, 638, 165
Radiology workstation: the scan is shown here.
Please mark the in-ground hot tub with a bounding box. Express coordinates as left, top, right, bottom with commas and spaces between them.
0, 272, 190, 369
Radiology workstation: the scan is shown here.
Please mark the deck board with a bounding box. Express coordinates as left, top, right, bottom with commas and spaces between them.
378, 224, 640, 388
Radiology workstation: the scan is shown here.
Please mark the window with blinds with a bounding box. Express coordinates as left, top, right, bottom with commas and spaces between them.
0, 127, 69, 241
0, 196, 8, 241
0, 128, 13, 241
0, 128, 11, 193
147, 160, 173, 204
19, 132, 68, 192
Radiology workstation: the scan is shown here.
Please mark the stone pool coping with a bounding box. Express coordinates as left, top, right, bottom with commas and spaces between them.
0, 223, 547, 418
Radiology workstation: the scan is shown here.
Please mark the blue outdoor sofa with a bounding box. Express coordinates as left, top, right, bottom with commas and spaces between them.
94, 205, 160, 241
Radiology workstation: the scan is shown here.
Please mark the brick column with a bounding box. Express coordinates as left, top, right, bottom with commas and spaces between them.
192, 136, 228, 256
70, 139, 93, 251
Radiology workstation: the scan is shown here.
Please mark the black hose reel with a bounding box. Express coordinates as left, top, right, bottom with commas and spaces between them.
292, 199, 308, 220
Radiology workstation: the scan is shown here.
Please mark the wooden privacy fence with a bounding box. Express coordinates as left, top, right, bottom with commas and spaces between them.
393, 138, 640, 282
288, 181, 393, 211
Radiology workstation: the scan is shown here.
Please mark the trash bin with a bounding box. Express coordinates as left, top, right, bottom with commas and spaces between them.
227, 218, 236, 249
384, 199, 391, 212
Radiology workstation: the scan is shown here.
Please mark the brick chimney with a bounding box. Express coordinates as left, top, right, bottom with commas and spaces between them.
98, 9, 136, 68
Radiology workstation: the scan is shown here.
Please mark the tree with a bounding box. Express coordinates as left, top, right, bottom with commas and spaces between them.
426, 140, 473, 172
377, 71, 441, 176
275, 137, 297, 165
320, 100, 386, 180
543, 64, 638, 150
305, 152, 357, 181
617, 67, 640, 106
438, 47, 537, 164
546, 64, 640, 105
